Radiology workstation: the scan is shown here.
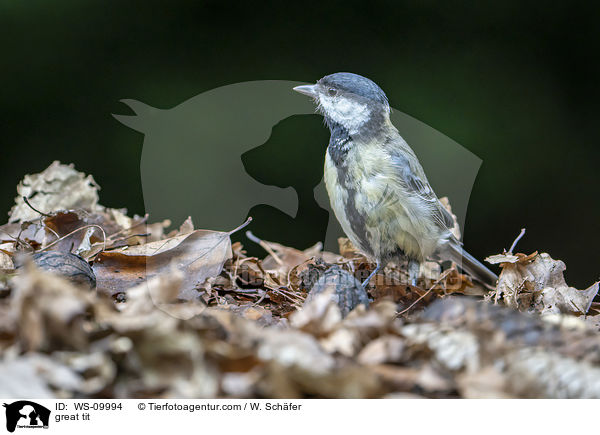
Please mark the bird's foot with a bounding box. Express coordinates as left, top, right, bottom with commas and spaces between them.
361, 262, 381, 289
408, 259, 420, 287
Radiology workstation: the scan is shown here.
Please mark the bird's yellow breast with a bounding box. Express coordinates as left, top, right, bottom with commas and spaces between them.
324, 144, 440, 261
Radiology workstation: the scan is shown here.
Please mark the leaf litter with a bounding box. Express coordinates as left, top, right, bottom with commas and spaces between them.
0, 162, 599, 398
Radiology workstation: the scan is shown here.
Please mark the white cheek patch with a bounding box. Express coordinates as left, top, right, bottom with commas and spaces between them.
319, 95, 371, 133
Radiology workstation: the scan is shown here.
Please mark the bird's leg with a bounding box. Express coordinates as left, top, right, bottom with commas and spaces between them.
408, 259, 420, 287
361, 261, 381, 289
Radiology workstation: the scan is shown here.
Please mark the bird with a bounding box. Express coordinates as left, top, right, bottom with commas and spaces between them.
293, 72, 498, 288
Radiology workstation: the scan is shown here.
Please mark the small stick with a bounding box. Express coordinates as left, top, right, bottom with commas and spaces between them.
0, 228, 34, 250
285, 258, 311, 289
228, 216, 253, 235
45, 226, 60, 240
22, 196, 51, 217
508, 228, 526, 254
245, 230, 284, 268
110, 233, 151, 244
396, 270, 450, 317
253, 289, 268, 306
39, 224, 106, 253
107, 214, 149, 240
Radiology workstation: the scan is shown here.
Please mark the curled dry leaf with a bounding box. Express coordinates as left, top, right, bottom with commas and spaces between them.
93, 229, 233, 300
254, 238, 321, 273
247, 232, 340, 288
42, 209, 149, 257
291, 289, 343, 336
487, 251, 599, 315
10, 161, 100, 223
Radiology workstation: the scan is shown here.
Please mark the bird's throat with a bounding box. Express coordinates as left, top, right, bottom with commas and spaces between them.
326, 121, 352, 167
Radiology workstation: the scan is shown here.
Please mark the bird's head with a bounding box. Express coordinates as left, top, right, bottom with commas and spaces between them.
293, 72, 390, 135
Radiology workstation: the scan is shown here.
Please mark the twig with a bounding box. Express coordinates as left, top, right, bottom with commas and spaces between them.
245, 230, 284, 268
285, 258, 312, 289
38, 224, 106, 253
45, 225, 60, 241
107, 214, 149, 240
18, 197, 60, 242
110, 233, 150, 244
396, 270, 451, 317
228, 216, 253, 235
0, 228, 34, 250
253, 289, 268, 306
508, 228, 526, 254
22, 196, 51, 217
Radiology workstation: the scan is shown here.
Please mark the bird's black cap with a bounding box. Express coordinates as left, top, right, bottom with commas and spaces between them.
319, 72, 389, 107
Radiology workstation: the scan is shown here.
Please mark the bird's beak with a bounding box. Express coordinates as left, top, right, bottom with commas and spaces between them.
293, 84, 318, 97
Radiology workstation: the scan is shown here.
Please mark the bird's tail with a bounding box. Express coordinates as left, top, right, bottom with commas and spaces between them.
445, 242, 498, 288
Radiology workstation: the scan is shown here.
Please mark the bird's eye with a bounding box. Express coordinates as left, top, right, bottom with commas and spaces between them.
327, 87, 337, 97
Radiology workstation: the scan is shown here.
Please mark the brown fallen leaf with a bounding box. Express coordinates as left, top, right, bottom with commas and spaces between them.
487, 251, 599, 315
167, 216, 195, 237
246, 231, 328, 283
93, 221, 250, 300
43, 211, 103, 253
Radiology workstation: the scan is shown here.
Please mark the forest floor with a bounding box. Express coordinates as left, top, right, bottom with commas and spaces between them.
1, 161, 599, 398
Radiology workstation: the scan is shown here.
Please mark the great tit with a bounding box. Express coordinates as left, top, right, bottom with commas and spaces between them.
293, 72, 498, 288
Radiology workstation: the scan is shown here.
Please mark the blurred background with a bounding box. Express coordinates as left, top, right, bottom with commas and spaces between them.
2, 0, 598, 287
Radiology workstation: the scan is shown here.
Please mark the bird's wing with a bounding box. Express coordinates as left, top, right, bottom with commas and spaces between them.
390, 152, 456, 231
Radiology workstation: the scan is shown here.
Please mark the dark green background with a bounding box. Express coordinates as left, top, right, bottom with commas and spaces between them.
2, 1, 598, 287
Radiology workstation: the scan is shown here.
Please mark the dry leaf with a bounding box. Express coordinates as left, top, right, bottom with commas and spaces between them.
10, 161, 100, 223
0, 356, 57, 398
0, 250, 13, 269
357, 335, 405, 365
257, 329, 335, 375
93, 229, 232, 300
11, 265, 96, 351
291, 290, 343, 336
489, 251, 599, 314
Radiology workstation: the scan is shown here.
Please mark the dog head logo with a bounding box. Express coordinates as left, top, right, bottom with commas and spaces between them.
113, 80, 481, 252
3, 401, 50, 432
